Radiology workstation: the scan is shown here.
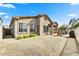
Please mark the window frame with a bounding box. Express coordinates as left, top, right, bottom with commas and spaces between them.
43, 25, 48, 32
30, 24, 36, 32
19, 22, 27, 33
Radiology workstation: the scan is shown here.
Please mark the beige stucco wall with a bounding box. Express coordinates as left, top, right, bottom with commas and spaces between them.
14, 18, 39, 37
74, 27, 79, 43
11, 16, 54, 37
0, 20, 3, 39
39, 16, 52, 35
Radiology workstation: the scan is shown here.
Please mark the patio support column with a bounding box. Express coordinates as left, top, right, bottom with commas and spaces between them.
15, 21, 18, 37
27, 24, 30, 35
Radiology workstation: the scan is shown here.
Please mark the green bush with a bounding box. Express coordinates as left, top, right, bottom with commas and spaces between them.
30, 34, 38, 37
23, 34, 30, 39
16, 35, 22, 40
16, 33, 38, 40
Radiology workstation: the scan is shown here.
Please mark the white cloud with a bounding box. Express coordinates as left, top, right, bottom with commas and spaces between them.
70, 3, 79, 6
0, 12, 8, 15
68, 13, 77, 17
30, 10, 36, 13
0, 3, 16, 8
4, 16, 9, 19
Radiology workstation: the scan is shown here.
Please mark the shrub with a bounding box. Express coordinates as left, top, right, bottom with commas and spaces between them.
23, 34, 30, 39
30, 34, 38, 37
16, 35, 22, 40
16, 33, 38, 40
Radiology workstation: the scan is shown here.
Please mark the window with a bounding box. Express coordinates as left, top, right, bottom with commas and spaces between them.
19, 23, 27, 32
30, 24, 36, 32
43, 26, 48, 32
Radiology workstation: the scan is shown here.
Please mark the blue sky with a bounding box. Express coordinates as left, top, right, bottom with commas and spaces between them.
0, 3, 79, 26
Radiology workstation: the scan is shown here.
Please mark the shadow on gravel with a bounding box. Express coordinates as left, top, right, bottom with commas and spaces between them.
59, 37, 79, 56
59, 37, 68, 56
74, 38, 79, 54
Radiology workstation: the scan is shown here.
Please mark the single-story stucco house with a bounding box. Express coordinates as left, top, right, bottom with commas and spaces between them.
9, 14, 58, 38
0, 14, 58, 39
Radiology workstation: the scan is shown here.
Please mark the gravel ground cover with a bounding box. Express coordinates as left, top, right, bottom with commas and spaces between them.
60, 38, 79, 56
0, 35, 67, 56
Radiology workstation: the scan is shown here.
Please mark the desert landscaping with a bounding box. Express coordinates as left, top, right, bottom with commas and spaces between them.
0, 35, 67, 56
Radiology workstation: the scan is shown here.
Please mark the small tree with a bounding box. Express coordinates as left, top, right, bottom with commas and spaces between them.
69, 18, 77, 29
74, 22, 79, 28
59, 24, 67, 34
69, 18, 79, 29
